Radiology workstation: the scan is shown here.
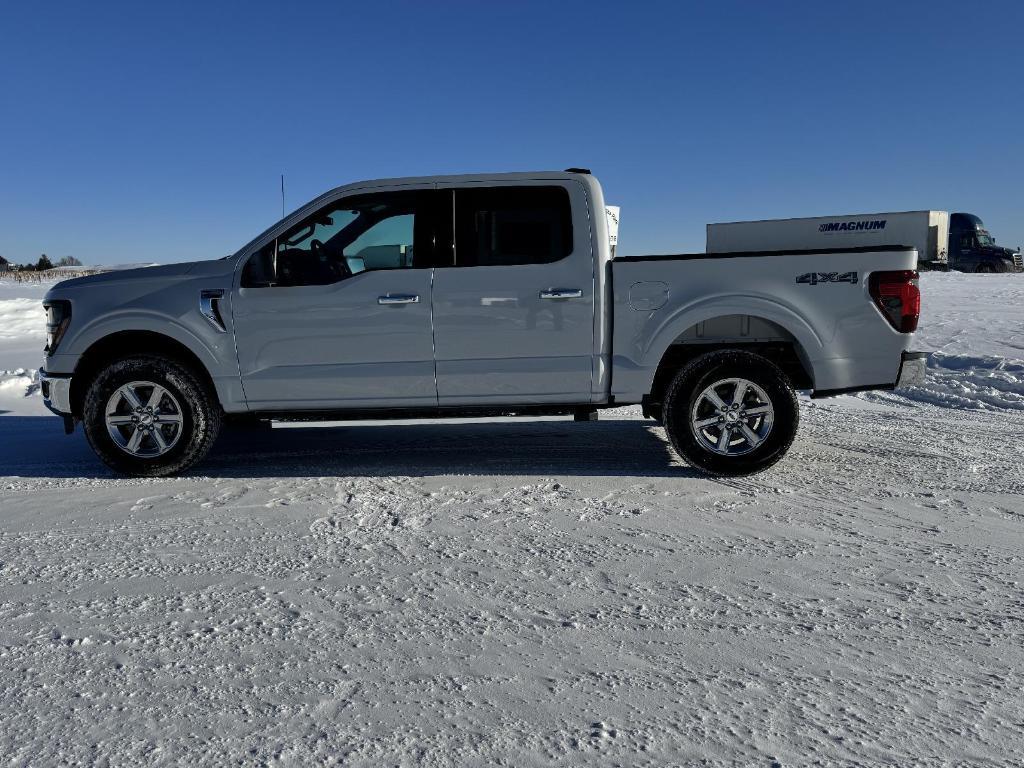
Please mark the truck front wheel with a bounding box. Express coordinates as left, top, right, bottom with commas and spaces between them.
82, 355, 222, 477
662, 350, 798, 476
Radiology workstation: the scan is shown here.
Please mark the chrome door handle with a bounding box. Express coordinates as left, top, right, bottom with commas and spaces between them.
539, 289, 583, 300
378, 294, 420, 305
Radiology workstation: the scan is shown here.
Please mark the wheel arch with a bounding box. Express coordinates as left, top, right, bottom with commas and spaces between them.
70, 330, 219, 418
644, 313, 815, 413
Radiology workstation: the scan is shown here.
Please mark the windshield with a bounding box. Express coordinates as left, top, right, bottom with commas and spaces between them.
976, 231, 994, 247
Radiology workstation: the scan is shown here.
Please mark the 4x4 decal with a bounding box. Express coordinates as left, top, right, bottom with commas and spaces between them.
796, 271, 858, 286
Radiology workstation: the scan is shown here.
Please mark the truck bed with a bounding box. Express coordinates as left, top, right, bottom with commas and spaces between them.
609, 245, 919, 402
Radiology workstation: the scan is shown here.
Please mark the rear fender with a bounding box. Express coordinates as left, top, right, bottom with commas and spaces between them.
650, 295, 818, 358
613, 295, 823, 400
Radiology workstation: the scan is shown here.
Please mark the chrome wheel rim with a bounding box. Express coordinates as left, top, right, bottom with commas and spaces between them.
105, 381, 184, 458
690, 377, 774, 457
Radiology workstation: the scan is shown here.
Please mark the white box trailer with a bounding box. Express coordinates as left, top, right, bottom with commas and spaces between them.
707, 211, 950, 267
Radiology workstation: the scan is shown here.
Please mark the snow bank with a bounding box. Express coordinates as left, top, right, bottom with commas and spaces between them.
898, 352, 1024, 411
881, 272, 1024, 411
0, 298, 46, 339
0, 368, 38, 398
0, 285, 50, 414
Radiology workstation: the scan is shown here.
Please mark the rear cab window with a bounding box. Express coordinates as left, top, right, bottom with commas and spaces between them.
452, 186, 573, 267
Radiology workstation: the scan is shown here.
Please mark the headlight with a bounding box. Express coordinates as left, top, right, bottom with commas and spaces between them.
43, 300, 71, 355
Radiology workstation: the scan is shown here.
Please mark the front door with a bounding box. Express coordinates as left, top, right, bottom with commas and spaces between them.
430, 182, 596, 406
232, 188, 439, 410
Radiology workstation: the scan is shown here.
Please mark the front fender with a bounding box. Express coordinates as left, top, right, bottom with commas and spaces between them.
44, 274, 245, 411
65, 310, 228, 373
49, 309, 244, 411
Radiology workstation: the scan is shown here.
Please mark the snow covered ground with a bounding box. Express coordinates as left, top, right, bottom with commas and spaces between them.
1, 274, 1022, 764
0, 279, 49, 416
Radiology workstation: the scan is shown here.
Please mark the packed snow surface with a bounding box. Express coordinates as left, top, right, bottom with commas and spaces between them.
0, 273, 1022, 764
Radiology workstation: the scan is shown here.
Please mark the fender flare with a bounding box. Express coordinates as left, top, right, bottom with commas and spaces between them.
70, 310, 222, 374
640, 294, 824, 379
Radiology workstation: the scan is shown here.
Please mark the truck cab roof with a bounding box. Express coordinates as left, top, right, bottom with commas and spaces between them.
325, 170, 593, 193
950, 212, 985, 231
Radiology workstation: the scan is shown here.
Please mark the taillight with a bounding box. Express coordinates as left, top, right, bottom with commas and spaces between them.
868, 270, 920, 333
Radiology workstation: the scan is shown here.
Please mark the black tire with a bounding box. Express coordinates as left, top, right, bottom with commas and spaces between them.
82, 355, 222, 477
662, 350, 798, 476
646, 403, 664, 424
975, 263, 994, 273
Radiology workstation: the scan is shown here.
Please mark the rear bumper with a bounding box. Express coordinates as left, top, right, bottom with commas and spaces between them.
40, 370, 73, 416
811, 351, 928, 398
895, 351, 928, 388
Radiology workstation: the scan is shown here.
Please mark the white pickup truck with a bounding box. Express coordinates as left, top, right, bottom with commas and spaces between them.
40, 170, 926, 477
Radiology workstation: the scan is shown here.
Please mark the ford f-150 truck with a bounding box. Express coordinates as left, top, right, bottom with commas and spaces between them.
39, 170, 926, 477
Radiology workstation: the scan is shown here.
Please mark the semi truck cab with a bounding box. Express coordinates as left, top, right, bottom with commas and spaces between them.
948, 213, 1023, 273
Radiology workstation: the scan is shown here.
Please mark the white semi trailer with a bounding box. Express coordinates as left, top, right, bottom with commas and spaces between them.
707, 211, 1022, 273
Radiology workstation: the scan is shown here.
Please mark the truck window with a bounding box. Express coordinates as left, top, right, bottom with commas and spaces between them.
242, 191, 429, 288
452, 186, 572, 267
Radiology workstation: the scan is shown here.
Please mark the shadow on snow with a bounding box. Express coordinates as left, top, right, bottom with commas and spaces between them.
0, 416, 694, 480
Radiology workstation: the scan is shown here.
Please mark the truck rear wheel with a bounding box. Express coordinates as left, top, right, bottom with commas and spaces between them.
82, 355, 222, 477
662, 350, 798, 476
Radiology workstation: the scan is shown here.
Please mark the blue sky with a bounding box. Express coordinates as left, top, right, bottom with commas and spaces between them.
1, 1, 1021, 264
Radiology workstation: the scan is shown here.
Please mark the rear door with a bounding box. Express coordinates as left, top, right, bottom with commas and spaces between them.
430, 181, 596, 405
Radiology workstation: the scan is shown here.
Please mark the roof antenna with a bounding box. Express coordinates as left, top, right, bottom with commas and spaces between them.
280, 173, 286, 218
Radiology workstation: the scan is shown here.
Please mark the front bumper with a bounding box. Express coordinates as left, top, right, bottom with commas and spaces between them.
895, 351, 928, 389
40, 369, 73, 416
